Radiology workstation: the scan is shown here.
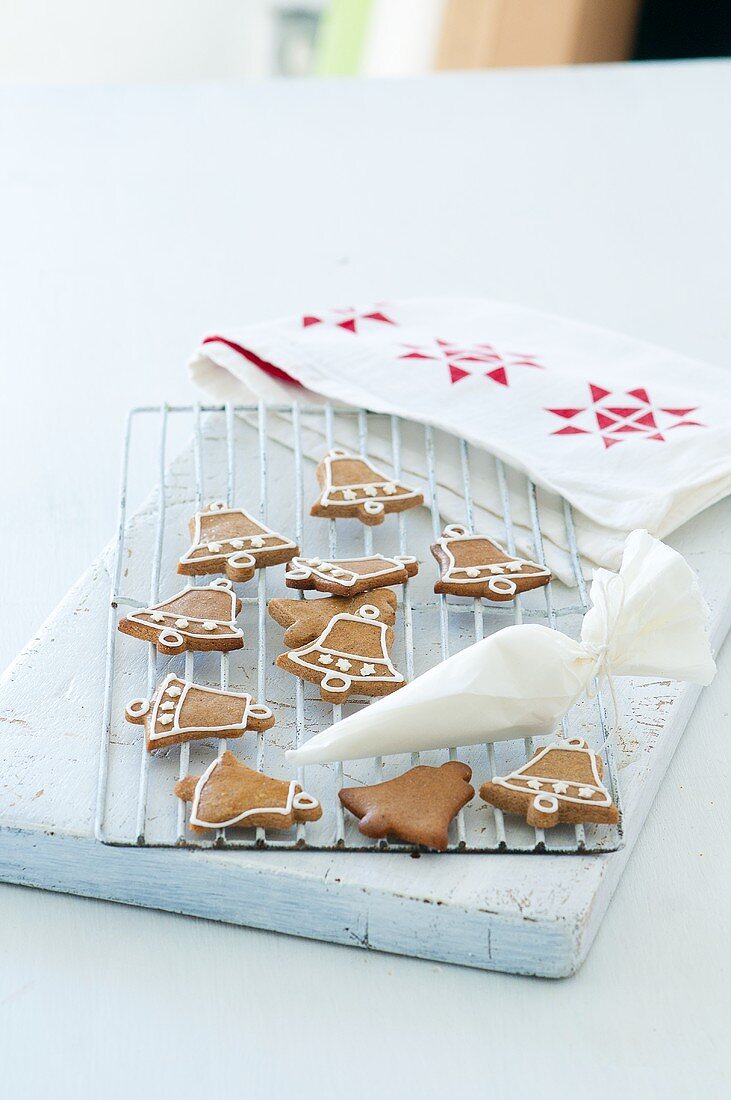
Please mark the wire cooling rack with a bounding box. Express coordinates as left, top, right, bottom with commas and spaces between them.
95, 403, 623, 854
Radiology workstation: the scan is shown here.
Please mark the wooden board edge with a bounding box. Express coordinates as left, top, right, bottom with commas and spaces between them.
0, 825, 583, 978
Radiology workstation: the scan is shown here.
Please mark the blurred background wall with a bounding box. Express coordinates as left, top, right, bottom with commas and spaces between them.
0, 0, 729, 83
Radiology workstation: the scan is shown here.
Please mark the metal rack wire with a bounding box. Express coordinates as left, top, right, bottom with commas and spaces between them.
95, 403, 623, 854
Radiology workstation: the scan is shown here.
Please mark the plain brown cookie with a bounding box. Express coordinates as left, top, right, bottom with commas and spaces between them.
175, 750, 322, 833
275, 603, 404, 703
125, 673, 275, 751
310, 448, 423, 526
117, 578, 243, 655
268, 589, 397, 648
480, 738, 619, 829
339, 761, 474, 850
178, 501, 298, 582
285, 554, 418, 596
431, 524, 551, 601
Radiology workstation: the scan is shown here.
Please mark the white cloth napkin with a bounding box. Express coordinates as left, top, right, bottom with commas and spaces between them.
285, 531, 716, 765
189, 298, 731, 584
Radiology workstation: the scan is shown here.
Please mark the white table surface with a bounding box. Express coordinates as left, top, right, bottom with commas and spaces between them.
1, 60, 729, 1097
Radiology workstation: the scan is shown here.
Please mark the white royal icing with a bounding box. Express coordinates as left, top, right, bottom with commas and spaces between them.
283, 605, 404, 696
123, 582, 243, 650
138, 673, 274, 745
287, 554, 417, 591
188, 755, 319, 829
178, 503, 296, 571
434, 524, 550, 596
492, 738, 613, 811
315, 448, 422, 514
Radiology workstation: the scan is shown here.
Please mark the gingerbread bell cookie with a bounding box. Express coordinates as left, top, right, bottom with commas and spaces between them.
276, 603, 404, 703
286, 554, 418, 596
175, 751, 322, 833
431, 524, 551, 601
178, 501, 298, 582
268, 589, 397, 648
339, 761, 474, 850
125, 673, 274, 751
480, 738, 619, 828
118, 578, 243, 655
311, 448, 423, 526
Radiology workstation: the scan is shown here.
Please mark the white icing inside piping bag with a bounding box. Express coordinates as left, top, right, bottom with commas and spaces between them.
286, 530, 716, 766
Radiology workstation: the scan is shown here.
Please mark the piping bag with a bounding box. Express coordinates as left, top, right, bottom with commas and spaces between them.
286, 531, 716, 766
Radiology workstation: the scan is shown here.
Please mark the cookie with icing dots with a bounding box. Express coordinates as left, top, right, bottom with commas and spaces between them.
117, 578, 243, 655
285, 554, 418, 596
431, 524, 551, 601
339, 761, 474, 850
175, 750, 322, 833
125, 673, 274, 751
480, 738, 619, 828
178, 501, 298, 583
311, 448, 423, 526
276, 603, 405, 703
268, 589, 397, 648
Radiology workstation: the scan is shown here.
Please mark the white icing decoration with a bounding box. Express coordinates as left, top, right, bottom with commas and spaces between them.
122, 583, 244, 650
533, 793, 560, 815
434, 526, 550, 595
144, 675, 273, 744
174, 617, 189, 628
125, 697, 150, 719
314, 448, 421, 514
283, 605, 403, 695
188, 755, 319, 829
287, 555, 417, 592
489, 577, 518, 596
178, 507, 296, 572
492, 742, 613, 810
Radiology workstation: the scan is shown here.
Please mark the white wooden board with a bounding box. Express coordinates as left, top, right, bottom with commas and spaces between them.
1, 412, 729, 977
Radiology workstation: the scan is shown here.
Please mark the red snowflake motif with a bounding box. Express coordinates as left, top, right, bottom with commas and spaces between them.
547, 384, 705, 449
301, 304, 396, 334
398, 338, 543, 385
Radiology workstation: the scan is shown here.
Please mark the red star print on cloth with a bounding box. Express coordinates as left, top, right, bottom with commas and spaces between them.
302, 305, 396, 334
398, 339, 544, 385
547, 384, 705, 448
